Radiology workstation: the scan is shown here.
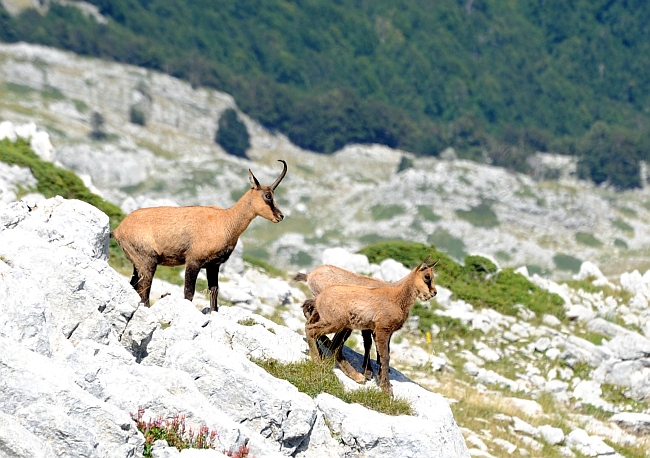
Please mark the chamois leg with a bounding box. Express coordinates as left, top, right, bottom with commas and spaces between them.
374, 330, 393, 396
130, 266, 139, 289
206, 263, 220, 312
184, 261, 201, 303
361, 329, 375, 380
133, 260, 156, 307
306, 319, 341, 362
330, 329, 366, 384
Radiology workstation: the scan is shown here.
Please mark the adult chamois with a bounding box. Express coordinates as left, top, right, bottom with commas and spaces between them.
112, 160, 287, 312
303, 256, 437, 395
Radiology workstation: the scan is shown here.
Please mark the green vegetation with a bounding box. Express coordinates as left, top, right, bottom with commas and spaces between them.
455, 202, 499, 228
129, 105, 146, 126
553, 253, 583, 273
370, 204, 405, 221
0, 138, 122, 227
359, 241, 565, 319
237, 318, 258, 327
575, 232, 603, 247
131, 408, 251, 457
1, 1, 649, 189
254, 358, 412, 416
0, 139, 197, 288
215, 108, 250, 159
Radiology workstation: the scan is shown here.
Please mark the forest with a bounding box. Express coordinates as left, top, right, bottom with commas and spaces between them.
1, 0, 649, 189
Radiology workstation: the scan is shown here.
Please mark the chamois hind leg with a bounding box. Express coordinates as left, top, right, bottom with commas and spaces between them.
183, 261, 201, 304
374, 330, 393, 396
305, 320, 342, 363
133, 260, 157, 307
328, 329, 365, 384
206, 263, 220, 312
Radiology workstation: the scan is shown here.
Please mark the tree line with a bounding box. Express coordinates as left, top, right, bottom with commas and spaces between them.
1, 0, 649, 189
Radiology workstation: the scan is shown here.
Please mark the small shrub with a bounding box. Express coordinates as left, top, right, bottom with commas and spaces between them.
396, 155, 414, 173
238, 318, 257, 327
553, 253, 583, 273
575, 232, 603, 247
216, 108, 250, 158
455, 202, 499, 228
370, 204, 405, 221
614, 238, 628, 249
89, 111, 107, 140
131, 408, 219, 457
129, 106, 147, 126
417, 205, 441, 222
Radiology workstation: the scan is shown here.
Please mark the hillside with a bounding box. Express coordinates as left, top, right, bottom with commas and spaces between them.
3, 42, 650, 279
1, 0, 649, 189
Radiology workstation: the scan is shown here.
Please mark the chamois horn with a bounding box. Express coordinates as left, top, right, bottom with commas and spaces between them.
271, 160, 288, 190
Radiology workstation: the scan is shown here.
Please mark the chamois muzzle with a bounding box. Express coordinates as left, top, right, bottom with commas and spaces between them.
271, 160, 288, 190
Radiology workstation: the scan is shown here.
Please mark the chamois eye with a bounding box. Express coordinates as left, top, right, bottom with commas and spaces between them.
424, 274, 431, 282
264, 192, 272, 200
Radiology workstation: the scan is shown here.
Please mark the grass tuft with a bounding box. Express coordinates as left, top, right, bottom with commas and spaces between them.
254, 358, 413, 416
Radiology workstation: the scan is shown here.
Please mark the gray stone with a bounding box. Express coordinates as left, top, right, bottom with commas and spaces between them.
538, 425, 565, 446
606, 333, 650, 360
316, 393, 470, 458
610, 412, 650, 435
565, 428, 620, 457
586, 318, 632, 339
534, 337, 552, 352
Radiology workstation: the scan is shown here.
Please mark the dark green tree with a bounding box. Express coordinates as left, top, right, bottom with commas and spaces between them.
215, 108, 250, 159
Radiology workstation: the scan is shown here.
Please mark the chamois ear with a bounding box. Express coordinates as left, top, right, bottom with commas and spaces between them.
418, 254, 431, 270
249, 169, 261, 189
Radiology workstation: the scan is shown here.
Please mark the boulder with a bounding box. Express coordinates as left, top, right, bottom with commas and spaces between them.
316, 393, 469, 458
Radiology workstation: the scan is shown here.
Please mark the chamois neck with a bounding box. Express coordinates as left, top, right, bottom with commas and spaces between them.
225, 190, 258, 237
397, 272, 419, 313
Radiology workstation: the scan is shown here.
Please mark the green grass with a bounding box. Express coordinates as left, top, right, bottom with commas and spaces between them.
242, 254, 285, 277
575, 232, 603, 247
358, 241, 565, 320
370, 204, 405, 221
455, 202, 499, 228
427, 229, 467, 261
417, 205, 441, 222
238, 318, 258, 327
254, 358, 413, 416
553, 253, 583, 273
612, 218, 634, 233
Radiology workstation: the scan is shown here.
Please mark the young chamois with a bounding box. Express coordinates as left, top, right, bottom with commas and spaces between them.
294, 265, 406, 382
303, 257, 437, 395
111, 160, 287, 311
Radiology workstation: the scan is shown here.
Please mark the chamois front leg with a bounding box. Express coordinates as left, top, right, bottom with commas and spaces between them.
206, 263, 221, 312
362, 329, 374, 380
184, 261, 201, 303
374, 330, 393, 396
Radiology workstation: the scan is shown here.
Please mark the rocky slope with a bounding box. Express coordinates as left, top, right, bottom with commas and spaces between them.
3, 42, 650, 457
0, 195, 470, 457
2, 42, 650, 279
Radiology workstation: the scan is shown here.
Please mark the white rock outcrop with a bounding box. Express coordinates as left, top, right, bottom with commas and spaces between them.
0, 196, 470, 457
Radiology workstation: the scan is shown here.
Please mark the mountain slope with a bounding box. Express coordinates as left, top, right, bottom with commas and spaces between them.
1, 0, 649, 188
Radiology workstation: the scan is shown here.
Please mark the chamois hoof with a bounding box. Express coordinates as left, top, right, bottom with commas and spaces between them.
364, 369, 374, 381
380, 382, 393, 397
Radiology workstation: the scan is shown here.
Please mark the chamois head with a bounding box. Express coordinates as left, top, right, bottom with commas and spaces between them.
413, 255, 438, 301
248, 159, 287, 223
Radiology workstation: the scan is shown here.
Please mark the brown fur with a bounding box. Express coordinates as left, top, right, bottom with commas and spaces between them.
112, 160, 287, 311
294, 265, 406, 381
304, 257, 437, 395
